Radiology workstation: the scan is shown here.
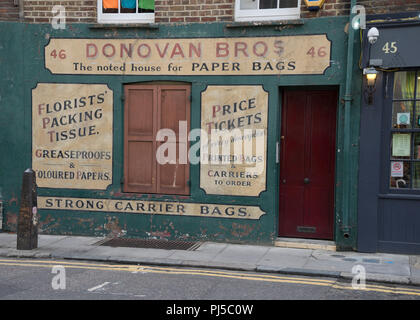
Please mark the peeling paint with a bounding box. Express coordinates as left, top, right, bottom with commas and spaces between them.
8, 197, 18, 207
104, 216, 123, 236
230, 223, 255, 238
150, 231, 171, 239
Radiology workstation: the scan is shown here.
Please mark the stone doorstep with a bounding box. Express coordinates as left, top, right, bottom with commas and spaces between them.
275, 237, 337, 251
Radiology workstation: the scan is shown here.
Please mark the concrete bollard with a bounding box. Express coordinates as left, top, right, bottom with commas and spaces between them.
17, 169, 38, 250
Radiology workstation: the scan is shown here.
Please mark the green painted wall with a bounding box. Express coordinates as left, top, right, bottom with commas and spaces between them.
0, 17, 361, 248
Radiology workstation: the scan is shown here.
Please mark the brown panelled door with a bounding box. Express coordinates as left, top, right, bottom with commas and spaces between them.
124, 83, 190, 195
279, 89, 338, 240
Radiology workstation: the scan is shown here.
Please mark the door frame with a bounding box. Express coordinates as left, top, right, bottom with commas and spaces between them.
276, 86, 340, 241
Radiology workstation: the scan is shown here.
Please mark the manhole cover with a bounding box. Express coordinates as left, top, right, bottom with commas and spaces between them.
98, 238, 201, 251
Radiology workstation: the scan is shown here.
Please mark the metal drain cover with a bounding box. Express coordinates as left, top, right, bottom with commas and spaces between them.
99, 238, 201, 251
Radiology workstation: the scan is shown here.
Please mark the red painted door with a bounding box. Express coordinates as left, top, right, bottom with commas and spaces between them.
279, 89, 337, 240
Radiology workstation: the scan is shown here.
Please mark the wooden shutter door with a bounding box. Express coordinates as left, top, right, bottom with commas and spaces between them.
157, 85, 190, 195
124, 83, 190, 195
124, 85, 157, 193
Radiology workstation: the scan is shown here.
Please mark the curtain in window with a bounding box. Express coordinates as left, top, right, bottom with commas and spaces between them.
103, 0, 118, 9
115, 0, 154, 9
139, 0, 154, 10
395, 71, 416, 99
121, 0, 136, 8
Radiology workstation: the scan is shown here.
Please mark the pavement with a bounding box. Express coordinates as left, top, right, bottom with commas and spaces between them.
1, 232, 420, 286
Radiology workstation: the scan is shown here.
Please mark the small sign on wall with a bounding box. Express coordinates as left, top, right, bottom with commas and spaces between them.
397, 113, 410, 125
391, 161, 404, 177
32, 83, 113, 190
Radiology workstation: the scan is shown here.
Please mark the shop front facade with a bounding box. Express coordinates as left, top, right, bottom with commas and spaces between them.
2, 0, 417, 252
358, 11, 420, 254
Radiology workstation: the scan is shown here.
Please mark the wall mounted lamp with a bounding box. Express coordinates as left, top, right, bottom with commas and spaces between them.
363, 67, 378, 105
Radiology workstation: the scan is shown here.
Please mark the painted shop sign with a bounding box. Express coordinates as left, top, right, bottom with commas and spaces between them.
32, 83, 113, 190
37, 197, 266, 220
44, 35, 331, 76
200, 86, 268, 196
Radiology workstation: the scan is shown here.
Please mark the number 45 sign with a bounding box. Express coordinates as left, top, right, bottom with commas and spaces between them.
383, 41, 398, 54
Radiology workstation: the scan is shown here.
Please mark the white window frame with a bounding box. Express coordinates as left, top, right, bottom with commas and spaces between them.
234, 0, 301, 22
97, 0, 154, 24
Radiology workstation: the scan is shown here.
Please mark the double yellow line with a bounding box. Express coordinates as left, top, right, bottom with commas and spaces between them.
1, 258, 420, 297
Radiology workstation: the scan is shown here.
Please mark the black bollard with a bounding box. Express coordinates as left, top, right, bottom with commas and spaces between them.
17, 169, 38, 250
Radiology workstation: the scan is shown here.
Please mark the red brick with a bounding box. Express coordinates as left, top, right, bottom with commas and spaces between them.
6, 0, 416, 24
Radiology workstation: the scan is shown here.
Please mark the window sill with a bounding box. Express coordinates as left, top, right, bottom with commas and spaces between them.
378, 193, 420, 200
225, 19, 304, 29
90, 23, 159, 29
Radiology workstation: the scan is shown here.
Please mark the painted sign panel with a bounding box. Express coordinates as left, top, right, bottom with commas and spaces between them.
37, 197, 266, 220
32, 83, 113, 189
200, 86, 268, 196
44, 35, 331, 76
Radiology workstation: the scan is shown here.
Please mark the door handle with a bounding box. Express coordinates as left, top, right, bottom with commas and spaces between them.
304, 177, 310, 184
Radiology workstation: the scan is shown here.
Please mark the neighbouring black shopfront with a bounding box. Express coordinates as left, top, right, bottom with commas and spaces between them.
358, 12, 420, 254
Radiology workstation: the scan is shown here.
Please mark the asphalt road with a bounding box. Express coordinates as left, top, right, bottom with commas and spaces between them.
0, 257, 419, 303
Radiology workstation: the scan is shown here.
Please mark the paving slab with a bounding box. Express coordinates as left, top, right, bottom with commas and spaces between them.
40, 235, 103, 248
305, 250, 411, 276
87, 245, 176, 260
168, 249, 222, 262
0, 233, 16, 248
409, 256, 420, 285
37, 235, 70, 246
212, 244, 270, 265
257, 247, 312, 269
340, 272, 411, 285
195, 242, 228, 254
167, 242, 228, 262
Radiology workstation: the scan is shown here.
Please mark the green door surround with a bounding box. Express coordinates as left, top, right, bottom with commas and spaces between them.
0, 17, 361, 250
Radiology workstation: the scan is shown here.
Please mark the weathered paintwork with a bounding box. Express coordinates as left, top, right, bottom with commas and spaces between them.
0, 17, 362, 249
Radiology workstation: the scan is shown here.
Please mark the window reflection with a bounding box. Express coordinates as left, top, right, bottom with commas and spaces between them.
393, 71, 416, 100
392, 101, 413, 129
103, 0, 155, 14
260, 0, 277, 9
390, 70, 420, 190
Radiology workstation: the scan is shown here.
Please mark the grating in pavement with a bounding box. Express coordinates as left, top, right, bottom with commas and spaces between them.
98, 238, 202, 251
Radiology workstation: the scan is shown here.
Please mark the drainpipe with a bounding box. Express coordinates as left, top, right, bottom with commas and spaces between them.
18, 0, 24, 21
340, 0, 357, 249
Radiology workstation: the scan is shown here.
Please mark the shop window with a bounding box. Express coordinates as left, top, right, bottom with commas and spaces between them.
123, 84, 190, 195
234, 0, 301, 22
389, 71, 420, 189
98, 0, 154, 23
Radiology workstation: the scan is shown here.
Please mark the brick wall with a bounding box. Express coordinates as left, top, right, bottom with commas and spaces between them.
1, 0, 418, 23
0, 0, 19, 21
23, 0, 96, 23
302, 0, 420, 19
155, 0, 233, 23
